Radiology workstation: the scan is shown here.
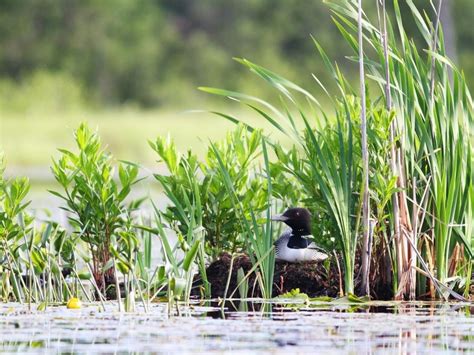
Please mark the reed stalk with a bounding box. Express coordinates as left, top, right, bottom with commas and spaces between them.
357, 0, 371, 296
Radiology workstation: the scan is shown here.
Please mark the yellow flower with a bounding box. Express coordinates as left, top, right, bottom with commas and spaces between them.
67, 297, 82, 309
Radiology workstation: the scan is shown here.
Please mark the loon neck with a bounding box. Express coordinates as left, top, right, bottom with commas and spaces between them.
291, 228, 311, 237
287, 233, 311, 249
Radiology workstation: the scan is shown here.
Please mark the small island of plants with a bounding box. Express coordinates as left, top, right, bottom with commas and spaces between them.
0, 0, 472, 313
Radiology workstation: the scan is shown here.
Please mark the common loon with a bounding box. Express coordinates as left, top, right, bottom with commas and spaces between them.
271, 207, 328, 263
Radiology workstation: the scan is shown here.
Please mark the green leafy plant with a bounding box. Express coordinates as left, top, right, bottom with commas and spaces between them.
50, 123, 141, 295
209, 137, 275, 298
0, 158, 71, 306
150, 125, 267, 260
277, 288, 309, 300
0, 154, 33, 302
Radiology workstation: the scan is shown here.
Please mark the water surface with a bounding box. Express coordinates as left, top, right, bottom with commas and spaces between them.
0, 301, 472, 354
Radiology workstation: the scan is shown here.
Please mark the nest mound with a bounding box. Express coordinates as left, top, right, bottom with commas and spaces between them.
194, 252, 342, 298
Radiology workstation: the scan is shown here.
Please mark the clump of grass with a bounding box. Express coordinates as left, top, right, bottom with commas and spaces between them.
201, 66, 368, 295
142, 204, 202, 313
326, 0, 473, 298
0, 155, 84, 306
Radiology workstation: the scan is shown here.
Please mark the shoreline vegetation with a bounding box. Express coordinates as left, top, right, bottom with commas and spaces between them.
0, 1, 473, 312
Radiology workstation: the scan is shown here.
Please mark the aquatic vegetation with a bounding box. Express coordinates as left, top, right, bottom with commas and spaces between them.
1, 158, 86, 305
200, 0, 473, 298
0, 154, 32, 302
150, 125, 271, 298
210, 137, 275, 299
277, 288, 310, 300
327, 0, 473, 298
0, 1, 472, 309
151, 131, 277, 299
150, 125, 267, 261
51, 123, 141, 295
141, 201, 203, 311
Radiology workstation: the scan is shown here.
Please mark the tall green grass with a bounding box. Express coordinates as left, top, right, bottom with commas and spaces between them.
201, 0, 473, 298
202, 68, 365, 295
327, 0, 473, 296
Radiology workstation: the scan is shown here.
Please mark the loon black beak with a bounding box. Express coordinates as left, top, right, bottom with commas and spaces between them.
271, 214, 289, 222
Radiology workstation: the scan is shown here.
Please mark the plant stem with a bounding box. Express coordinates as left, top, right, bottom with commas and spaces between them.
379, 0, 405, 300
113, 258, 122, 312
358, 0, 371, 296
345, 249, 355, 295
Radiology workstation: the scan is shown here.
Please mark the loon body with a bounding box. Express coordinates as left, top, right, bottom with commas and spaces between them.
274, 229, 328, 262
272, 208, 328, 263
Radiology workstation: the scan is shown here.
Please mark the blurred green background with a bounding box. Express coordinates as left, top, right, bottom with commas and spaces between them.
0, 0, 472, 171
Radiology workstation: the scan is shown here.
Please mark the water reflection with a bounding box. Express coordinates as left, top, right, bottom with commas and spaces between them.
0, 301, 473, 353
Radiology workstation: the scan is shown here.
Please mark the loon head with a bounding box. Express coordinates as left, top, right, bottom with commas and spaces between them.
271, 207, 312, 236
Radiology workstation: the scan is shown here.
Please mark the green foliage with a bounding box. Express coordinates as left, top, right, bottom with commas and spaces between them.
140, 203, 203, 311
0, 1, 472, 108
150, 125, 268, 260
0, 154, 33, 301
201, 59, 367, 295
327, 0, 473, 294
0, 0, 473, 307
150, 124, 276, 298
201, 0, 473, 298
0, 70, 85, 113
277, 288, 309, 300
0, 155, 32, 245
50, 123, 140, 292
209, 136, 275, 298
0, 157, 75, 305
